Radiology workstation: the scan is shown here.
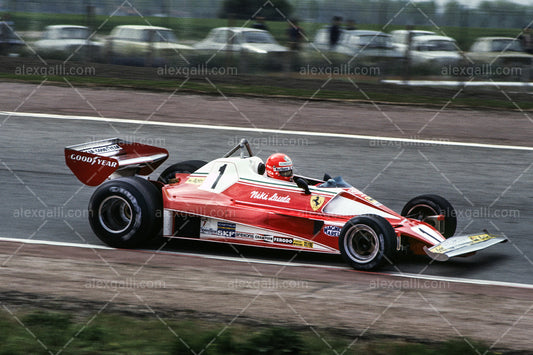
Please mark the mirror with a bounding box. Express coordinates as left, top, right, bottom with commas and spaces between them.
295, 177, 311, 195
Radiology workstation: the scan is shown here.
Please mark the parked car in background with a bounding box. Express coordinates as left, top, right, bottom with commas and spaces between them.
105, 25, 192, 66
390, 29, 437, 53
409, 35, 463, 66
33, 25, 102, 60
0, 21, 23, 56
193, 27, 288, 54
314, 28, 401, 61
466, 37, 533, 67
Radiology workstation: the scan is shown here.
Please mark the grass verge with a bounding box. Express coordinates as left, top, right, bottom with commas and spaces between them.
0, 309, 500, 355
2, 56, 532, 110
2, 71, 532, 110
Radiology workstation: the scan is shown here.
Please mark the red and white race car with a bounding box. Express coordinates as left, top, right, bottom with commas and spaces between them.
65, 138, 507, 270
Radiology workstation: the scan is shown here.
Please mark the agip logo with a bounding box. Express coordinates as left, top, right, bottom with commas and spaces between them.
323, 225, 341, 237
310, 195, 325, 211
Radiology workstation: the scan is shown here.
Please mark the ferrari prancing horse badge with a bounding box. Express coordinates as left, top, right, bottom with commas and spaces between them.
310, 195, 325, 211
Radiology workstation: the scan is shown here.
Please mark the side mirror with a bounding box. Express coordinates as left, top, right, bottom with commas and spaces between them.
257, 162, 265, 175
295, 177, 311, 195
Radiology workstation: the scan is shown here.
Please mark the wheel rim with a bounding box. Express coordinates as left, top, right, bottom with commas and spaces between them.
406, 204, 439, 228
98, 196, 133, 234
344, 224, 380, 263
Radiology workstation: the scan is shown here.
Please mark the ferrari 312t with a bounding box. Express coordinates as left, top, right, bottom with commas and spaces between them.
65, 138, 507, 270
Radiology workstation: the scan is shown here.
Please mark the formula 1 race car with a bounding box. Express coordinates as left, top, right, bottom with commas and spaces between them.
64, 138, 507, 270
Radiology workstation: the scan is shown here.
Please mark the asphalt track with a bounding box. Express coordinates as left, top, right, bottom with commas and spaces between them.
1, 112, 532, 285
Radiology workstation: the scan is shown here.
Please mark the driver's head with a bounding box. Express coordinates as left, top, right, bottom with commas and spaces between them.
266, 153, 293, 181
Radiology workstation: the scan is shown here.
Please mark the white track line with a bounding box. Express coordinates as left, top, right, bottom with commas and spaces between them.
382, 80, 533, 88
2, 111, 532, 288
2, 111, 533, 151
0, 237, 112, 250
386, 272, 533, 290
2, 237, 532, 290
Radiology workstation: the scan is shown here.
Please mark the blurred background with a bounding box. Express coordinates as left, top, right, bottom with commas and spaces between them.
1, 0, 533, 83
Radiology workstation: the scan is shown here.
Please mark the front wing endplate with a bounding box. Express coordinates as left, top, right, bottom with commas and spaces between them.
423, 232, 508, 261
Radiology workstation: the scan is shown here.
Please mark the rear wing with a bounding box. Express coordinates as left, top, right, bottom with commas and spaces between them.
65, 138, 168, 186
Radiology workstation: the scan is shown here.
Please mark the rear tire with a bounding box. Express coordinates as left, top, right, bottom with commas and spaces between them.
339, 215, 397, 270
401, 194, 456, 238
157, 160, 207, 184
88, 177, 162, 248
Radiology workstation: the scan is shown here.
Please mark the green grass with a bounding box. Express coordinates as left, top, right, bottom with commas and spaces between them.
0, 309, 498, 354
2, 71, 531, 110
4, 11, 523, 48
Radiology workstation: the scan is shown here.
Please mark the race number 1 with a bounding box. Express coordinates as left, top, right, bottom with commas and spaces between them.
211, 164, 227, 189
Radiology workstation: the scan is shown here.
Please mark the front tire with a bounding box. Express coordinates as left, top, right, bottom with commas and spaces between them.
339, 215, 397, 270
401, 194, 456, 238
88, 177, 162, 248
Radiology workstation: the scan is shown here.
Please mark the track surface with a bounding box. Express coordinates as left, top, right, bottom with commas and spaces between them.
1, 110, 532, 284
1, 82, 533, 146
1, 83, 533, 351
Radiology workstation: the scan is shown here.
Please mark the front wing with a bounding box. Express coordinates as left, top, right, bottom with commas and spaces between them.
423, 232, 508, 261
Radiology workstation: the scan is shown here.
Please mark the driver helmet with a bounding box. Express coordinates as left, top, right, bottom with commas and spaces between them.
266, 153, 293, 181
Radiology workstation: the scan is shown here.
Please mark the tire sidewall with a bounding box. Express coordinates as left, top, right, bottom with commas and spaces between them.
157, 160, 207, 184
89, 177, 161, 248
401, 194, 456, 238
339, 215, 396, 270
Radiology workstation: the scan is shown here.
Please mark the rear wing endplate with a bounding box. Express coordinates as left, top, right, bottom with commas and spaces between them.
65, 138, 168, 186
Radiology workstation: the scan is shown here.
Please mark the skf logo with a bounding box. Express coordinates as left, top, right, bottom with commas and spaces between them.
310, 195, 325, 211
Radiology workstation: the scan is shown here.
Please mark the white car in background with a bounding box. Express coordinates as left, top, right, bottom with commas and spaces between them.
193, 27, 287, 54
33, 25, 102, 60
105, 25, 193, 66
466, 37, 533, 66
390, 29, 437, 53
409, 35, 463, 66
314, 28, 401, 60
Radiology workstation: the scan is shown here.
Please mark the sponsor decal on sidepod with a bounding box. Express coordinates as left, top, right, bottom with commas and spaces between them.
323, 225, 342, 237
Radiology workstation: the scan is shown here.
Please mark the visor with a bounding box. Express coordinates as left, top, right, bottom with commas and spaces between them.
278, 168, 293, 177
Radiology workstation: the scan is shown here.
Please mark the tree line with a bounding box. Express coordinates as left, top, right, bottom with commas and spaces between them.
3, 0, 533, 30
